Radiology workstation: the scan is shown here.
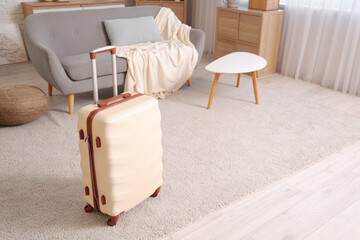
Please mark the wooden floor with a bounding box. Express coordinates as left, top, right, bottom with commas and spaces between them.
165, 141, 360, 240
2, 61, 360, 240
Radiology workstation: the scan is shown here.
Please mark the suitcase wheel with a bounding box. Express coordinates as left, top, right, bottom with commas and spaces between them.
150, 186, 161, 198
84, 204, 94, 213
107, 214, 121, 227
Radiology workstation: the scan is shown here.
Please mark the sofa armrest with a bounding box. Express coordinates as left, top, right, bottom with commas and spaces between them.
190, 28, 205, 68
24, 34, 74, 95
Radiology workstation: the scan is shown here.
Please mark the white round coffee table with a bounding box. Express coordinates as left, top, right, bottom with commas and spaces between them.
206, 52, 267, 109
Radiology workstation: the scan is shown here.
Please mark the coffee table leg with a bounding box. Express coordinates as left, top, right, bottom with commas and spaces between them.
207, 73, 221, 109
251, 71, 259, 104
236, 74, 241, 88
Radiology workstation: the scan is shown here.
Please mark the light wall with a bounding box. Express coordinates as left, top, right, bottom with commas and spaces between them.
0, 0, 34, 25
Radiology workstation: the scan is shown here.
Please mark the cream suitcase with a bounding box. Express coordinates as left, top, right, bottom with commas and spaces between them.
77, 46, 163, 226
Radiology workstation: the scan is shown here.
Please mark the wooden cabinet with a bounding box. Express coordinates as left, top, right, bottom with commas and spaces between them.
215, 7, 284, 77
136, 1, 161, 6
22, 0, 125, 18
217, 10, 238, 41
136, 0, 187, 23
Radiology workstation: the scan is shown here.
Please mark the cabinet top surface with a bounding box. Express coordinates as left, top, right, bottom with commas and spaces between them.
22, 0, 124, 7
206, 52, 267, 74
217, 6, 284, 14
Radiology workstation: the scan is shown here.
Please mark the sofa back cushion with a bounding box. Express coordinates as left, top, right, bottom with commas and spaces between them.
24, 6, 161, 57
104, 16, 162, 46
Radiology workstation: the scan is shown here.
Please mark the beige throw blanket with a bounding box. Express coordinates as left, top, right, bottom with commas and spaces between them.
116, 8, 198, 99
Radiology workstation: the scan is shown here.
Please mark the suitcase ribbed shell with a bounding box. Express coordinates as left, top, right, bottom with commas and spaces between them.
78, 94, 162, 217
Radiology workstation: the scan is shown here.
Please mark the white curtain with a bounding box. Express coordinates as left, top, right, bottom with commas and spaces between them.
279, 0, 360, 96
191, 0, 223, 54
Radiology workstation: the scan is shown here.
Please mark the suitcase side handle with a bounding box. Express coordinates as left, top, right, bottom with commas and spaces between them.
97, 93, 131, 107
90, 46, 118, 103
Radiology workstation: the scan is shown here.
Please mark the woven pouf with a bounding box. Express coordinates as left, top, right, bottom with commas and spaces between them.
0, 85, 48, 126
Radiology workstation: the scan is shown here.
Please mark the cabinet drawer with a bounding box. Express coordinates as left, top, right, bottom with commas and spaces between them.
162, 2, 184, 22
238, 14, 262, 45
215, 38, 236, 59
217, 10, 239, 41
236, 42, 259, 55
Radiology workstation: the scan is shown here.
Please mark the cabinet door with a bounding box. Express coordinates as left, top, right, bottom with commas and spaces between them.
162, 2, 184, 23
217, 9, 239, 41
236, 42, 259, 55
238, 13, 262, 46
215, 38, 236, 59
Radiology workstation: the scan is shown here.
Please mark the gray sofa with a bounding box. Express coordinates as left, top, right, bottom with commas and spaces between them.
24, 6, 205, 114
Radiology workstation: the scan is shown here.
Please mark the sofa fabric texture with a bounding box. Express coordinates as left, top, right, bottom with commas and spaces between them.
104, 16, 162, 46
24, 6, 205, 95
60, 53, 128, 81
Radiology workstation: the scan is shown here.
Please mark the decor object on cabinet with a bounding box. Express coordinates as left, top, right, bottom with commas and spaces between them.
248, 0, 279, 11
0, 86, 48, 126
223, 0, 239, 8
214, 7, 283, 77
136, 0, 187, 23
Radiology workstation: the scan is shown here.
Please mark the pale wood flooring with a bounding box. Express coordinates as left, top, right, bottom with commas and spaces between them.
165, 141, 360, 240
1, 61, 360, 240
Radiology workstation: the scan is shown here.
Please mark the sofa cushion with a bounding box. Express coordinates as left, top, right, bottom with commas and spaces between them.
104, 16, 162, 46
60, 53, 128, 81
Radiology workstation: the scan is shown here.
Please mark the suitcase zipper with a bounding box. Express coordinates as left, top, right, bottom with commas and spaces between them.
85, 93, 143, 213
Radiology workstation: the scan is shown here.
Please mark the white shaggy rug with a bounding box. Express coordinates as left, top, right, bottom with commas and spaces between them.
1, 63, 360, 239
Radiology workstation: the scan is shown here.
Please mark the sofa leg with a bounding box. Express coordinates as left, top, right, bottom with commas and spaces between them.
48, 84, 53, 96
187, 78, 192, 87
68, 94, 74, 114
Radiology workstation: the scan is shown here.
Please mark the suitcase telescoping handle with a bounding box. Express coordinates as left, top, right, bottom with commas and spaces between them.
90, 46, 118, 103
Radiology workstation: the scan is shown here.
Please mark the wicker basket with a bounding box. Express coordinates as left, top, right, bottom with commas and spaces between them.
0, 86, 48, 126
